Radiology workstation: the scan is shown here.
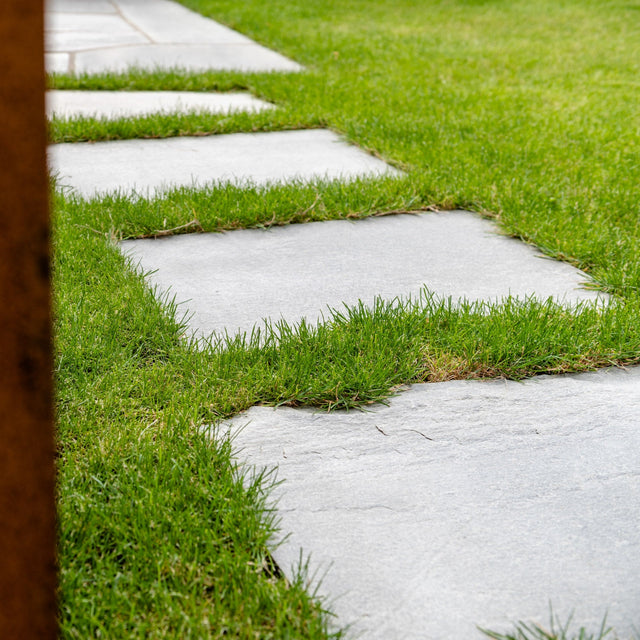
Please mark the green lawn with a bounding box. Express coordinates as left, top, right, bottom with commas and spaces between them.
53, 0, 640, 637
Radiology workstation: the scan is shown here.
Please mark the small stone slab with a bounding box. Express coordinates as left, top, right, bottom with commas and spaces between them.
45, 0, 302, 74
120, 211, 602, 341
46, 90, 274, 120
49, 129, 401, 198
218, 367, 640, 639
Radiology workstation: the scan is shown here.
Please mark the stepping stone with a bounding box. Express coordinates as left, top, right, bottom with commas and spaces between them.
45, 0, 302, 74
218, 367, 640, 639
49, 129, 401, 198
46, 90, 274, 120
120, 211, 603, 341
50, 0, 116, 12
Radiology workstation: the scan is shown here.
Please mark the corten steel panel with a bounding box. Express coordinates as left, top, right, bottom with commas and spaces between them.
0, 1, 57, 638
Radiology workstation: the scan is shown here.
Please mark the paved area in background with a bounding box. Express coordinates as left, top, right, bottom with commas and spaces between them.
50, 129, 401, 198
47, 90, 273, 119
45, 0, 302, 73
121, 211, 604, 340
220, 367, 640, 639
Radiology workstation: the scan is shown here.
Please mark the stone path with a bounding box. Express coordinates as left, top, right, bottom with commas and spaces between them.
49, 2, 640, 638
47, 90, 274, 119
46, 0, 302, 74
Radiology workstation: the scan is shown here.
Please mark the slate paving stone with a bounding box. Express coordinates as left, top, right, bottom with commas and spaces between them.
45, 0, 302, 74
49, 129, 401, 198
46, 90, 274, 120
120, 211, 603, 341
47, 19, 149, 53
217, 367, 640, 639
73, 43, 302, 74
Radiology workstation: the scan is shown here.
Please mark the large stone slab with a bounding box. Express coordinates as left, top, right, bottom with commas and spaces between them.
46, 90, 274, 119
120, 211, 602, 341
49, 129, 401, 198
217, 367, 640, 639
45, 0, 302, 73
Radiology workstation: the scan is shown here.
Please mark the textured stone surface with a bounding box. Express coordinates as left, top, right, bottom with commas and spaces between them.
45, 0, 302, 73
50, 129, 401, 198
120, 211, 603, 341
217, 367, 640, 639
46, 90, 273, 119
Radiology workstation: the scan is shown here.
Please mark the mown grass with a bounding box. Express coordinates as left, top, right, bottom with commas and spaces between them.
52, 0, 640, 637
55, 207, 343, 638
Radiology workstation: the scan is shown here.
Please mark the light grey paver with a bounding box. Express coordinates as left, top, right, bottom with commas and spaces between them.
115, 0, 256, 45
45, 0, 302, 74
120, 211, 603, 341
46, 14, 149, 52
46, 90, 274, 119
49, 129, 401, 198
218, 367, 640, 639
73, 43, 302, 74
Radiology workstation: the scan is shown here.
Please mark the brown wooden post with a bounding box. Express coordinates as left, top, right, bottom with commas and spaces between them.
0, 0, 58, 637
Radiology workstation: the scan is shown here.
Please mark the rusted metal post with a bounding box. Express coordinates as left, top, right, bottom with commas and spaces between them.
0, 1, 57, 637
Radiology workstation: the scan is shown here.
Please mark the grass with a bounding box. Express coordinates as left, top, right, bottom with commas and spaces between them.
480, 611, 637, 640
52, 0, 640, 637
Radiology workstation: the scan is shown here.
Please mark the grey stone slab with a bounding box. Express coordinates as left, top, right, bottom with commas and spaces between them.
46, 13, 144, 35
73, 43, 302, 74
218, 367, 640, 639
119, 211, 602, 341
44, 0, 302, 74
46, 0, 117, 13
49, 129, 401, 198
47, 27, 149, 53
46, 90, 274, 119
115, 0, 256, 45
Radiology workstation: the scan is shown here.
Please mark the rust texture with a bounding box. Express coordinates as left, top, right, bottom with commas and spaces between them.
0, 0, 57, 637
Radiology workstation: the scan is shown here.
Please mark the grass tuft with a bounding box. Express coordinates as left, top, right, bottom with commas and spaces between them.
479, 611, 636, 640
